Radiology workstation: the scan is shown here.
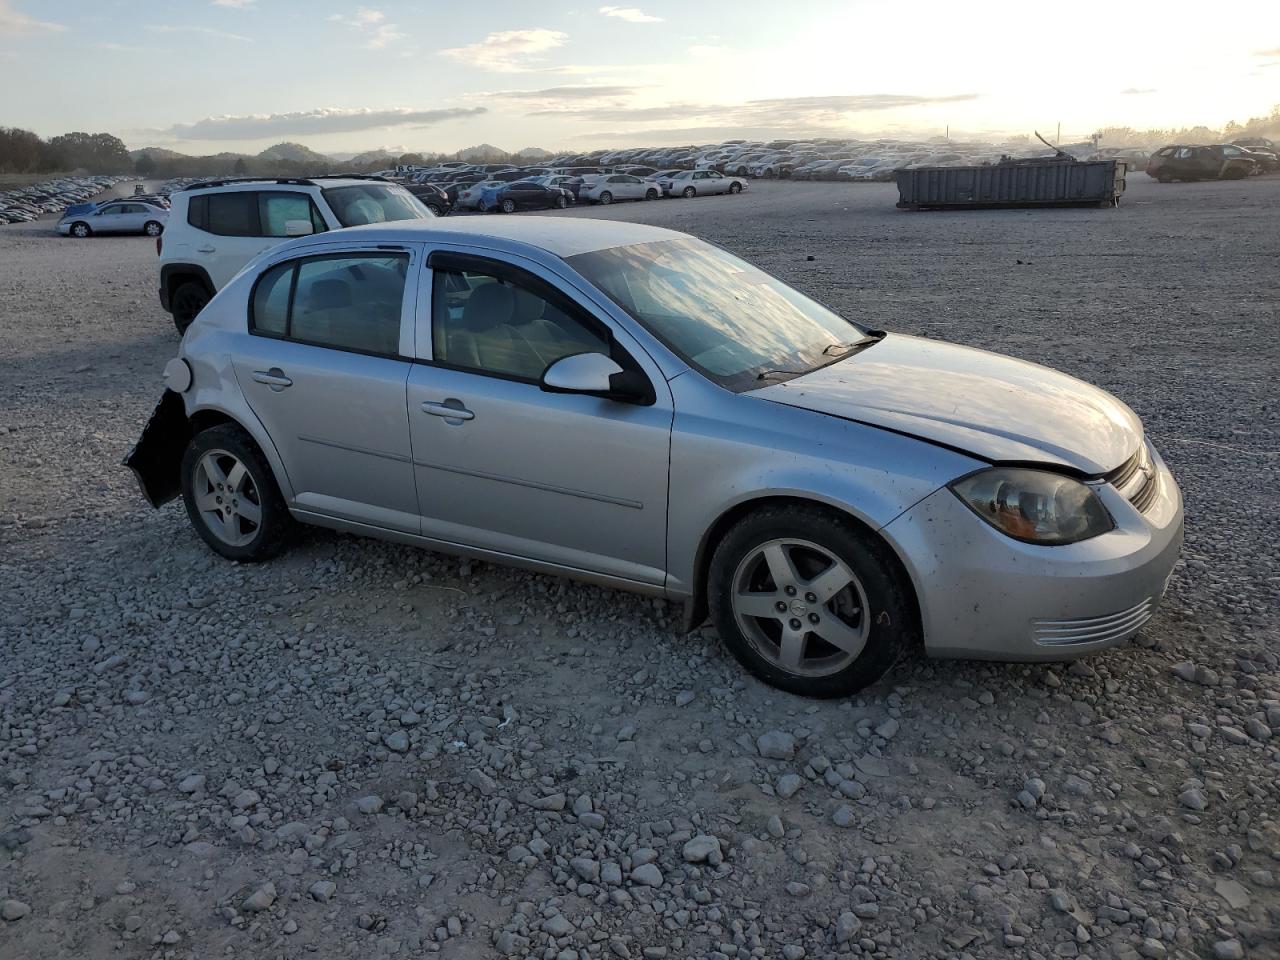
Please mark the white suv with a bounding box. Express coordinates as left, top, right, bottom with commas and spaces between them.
158, 176, 433, 333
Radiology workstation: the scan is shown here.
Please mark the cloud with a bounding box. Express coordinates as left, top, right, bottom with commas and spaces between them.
0, 0, 66, 33
212, 0, 255, 7
530, 103, 714, 122
94, 41, 152, 53
1120, 87, 1155, 95
160, 106, 488, 141
499, 84, 640, 100
1253, 47, 1280, 57
599, 6, 663, 23
329, 7, 406, 48
441, 28, 568, 72
145, 24, 252, 42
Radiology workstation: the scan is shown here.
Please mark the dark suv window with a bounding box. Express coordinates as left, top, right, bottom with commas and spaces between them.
188, 190, 327, 237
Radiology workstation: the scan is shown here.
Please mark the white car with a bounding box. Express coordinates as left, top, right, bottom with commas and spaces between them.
58, 200, 168, 238
578, 174, 660, 205
158, 176, 433, 333
660, 170, 747, 198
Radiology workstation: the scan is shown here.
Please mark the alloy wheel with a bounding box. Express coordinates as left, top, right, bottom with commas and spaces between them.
191, 449, 263, 547
731, 538, 869, 677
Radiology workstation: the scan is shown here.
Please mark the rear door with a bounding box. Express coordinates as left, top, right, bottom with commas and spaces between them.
230, 243, 421, 532
93, 202, 128, 233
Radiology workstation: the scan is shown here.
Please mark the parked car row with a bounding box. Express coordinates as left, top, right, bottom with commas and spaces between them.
0, 175, 132, 225
1146, 141, 1280, 182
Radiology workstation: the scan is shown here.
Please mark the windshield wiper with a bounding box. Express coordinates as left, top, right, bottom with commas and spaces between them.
756, 368, 806, 381
822, 329, 887, 357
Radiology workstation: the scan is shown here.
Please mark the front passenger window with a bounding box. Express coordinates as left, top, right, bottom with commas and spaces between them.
431, 266, 609, 381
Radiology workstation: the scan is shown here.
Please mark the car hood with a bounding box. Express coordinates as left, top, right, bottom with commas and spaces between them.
753, 334, 1141, 475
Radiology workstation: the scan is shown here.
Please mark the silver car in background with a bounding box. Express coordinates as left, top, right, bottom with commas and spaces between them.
59, 200, 168, 238
659, 170, 747, 198
126, 218, 1183, 697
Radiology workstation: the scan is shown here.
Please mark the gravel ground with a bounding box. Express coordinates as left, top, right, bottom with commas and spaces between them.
1, 176, 1277, 960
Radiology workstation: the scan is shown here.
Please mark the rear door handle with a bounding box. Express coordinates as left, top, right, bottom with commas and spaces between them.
421, 400, 474, 421
252, 368, 293, 390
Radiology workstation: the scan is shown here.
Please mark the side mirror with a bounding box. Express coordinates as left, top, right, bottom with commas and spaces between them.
284, 219, 314, 237
540, 352, 649, 404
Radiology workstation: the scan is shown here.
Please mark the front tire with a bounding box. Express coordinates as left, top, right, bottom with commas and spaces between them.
144, 220, 163, 237
598, 191, 613, 205
170, 281, 210, 335
645, 188, 658, 201
708, 504, 915, 698
71, 222, 91, 238
555, 194, 569, 209
180, 424, 293, 563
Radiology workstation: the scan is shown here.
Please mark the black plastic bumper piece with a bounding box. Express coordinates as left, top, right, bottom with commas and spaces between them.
122, 390, 191, 508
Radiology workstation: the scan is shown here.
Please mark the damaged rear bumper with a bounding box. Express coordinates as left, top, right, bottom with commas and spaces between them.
122, 390, 190, 508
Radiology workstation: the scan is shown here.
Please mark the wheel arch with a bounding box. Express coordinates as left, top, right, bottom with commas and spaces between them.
186, 401, 296, 503
680, 493, 922, 639
159, 264, 215, 313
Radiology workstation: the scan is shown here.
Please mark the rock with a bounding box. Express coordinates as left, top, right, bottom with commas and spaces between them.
854, 755, 889, 777
1211, 940, 1244, 960
875, 718, 899, 739
467, 768, 497, 795
1220, 726, 1250, 746
383, 731, 410, 753
682, 835, 722, 865
766, 815, 785, 838
308, 880, 336, 903
283, 919, 298, 935
542, 914, 574, 937
1213, 878, 1250, 910
242, 881, 276, 912
1244, 718, 1271, 741
601, 861, 623, 886
528, 793, 566, 811
571, 857, 599, 882
776, 773, 802, 799
178, 774, 205, 794
1, 900, 31, 922
674, 691, 696, 707
757, 730, 796, 760
1138, 938, 1167, 958
630, 863, 663, 887
232, 789, 260, 810
832, 805, 856, 827
838, 779, 866, 799
355, 795, 383, 814
835, 912, 861, 943
1178, 787, 1207, 811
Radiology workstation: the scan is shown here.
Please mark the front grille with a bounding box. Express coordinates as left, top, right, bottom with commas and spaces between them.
1032, 598, 1154, 647
1106, 441, 1159, 514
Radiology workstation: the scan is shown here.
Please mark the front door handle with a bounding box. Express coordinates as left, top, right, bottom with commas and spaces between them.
252, 368, 293, 390
196, 244, 216, 253
421, 399, 474, 421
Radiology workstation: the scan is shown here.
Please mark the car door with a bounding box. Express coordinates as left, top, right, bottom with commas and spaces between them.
186, 190, 287, 290
230, 244, 422, 533
405, 249, 673, 587
94, 202, 127, 233
704, 171, 728, 194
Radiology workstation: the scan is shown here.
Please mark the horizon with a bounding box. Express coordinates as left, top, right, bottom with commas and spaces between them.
1, 0, 1277, 155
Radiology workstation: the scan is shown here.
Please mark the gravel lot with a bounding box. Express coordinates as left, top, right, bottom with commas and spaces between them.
2, 176, 1277, 960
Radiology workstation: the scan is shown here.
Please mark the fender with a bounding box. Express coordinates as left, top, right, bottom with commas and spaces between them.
159, 263, 215, 312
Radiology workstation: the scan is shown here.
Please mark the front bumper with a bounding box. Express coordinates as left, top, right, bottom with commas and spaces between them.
56, 222, 71, 235
881, 455, 1184, 661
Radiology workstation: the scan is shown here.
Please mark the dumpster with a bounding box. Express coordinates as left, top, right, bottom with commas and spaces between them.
896, 158, 1125, 210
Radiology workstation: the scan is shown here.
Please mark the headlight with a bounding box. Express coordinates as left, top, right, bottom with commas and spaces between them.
950, 468, 1113, 545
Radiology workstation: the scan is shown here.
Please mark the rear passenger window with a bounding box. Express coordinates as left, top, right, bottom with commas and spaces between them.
251, 262, 292, 336
248, 253, 408, 356
207, 193, 256, 236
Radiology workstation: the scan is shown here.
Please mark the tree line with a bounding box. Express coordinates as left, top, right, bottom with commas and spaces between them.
0, 128, 132, 174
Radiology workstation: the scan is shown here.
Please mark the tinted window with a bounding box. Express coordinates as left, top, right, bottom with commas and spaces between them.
207, 193, 256, 236
431, 265, 608, 381
322, 184, 431, 227
259, 192, 326, 238
249, 253, 407, 355
251, 261, 292, 336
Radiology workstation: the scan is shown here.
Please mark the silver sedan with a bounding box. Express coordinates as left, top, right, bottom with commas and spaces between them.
127, 218, 1183, 697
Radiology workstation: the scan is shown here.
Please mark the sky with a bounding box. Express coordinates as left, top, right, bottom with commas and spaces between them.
1, 0, 1277, 156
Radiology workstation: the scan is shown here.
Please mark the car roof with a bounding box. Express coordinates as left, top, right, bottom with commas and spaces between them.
315, 216, 686, 258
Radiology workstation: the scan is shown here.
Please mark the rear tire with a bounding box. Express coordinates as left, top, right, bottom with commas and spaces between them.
708, 504, 915, 698
729, 182, 742, 194
144, 220, 163, 237
555, 195, 569, 209
426, 203, 444, 216
180, 424, 293, 563
682, 186, 696, 199
171, 281, 210, 335
501, 198, 517, 214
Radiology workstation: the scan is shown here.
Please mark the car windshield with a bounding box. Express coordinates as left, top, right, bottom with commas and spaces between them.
322, 184, 432, 226
567, 237, 864, 391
